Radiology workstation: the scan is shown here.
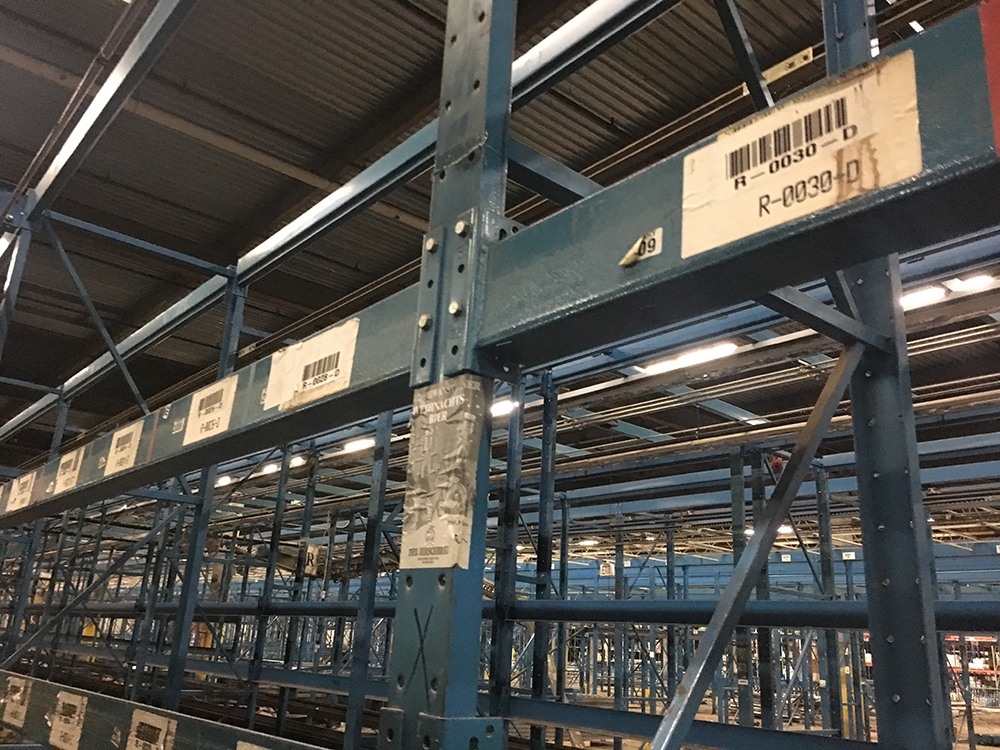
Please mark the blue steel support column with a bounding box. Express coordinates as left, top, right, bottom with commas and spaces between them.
381, 0, 515, 748
815, 467, 844, 735
826, 2, 948, 744
247, 447, 291, 729
531, 372, 557, 750
954, 582, 977, 750
489, 378, 524, 717
162, 276, 246, 711
344, 411, 393, 750
613, 527, 625, 750
751, 449, 776, 730
729, 449, 753, 727
554, 491, 569, 749
1, 396, 68, 661
665, 526, 677, 700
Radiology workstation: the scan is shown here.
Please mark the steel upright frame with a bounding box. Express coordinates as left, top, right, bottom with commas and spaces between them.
0, 1, 997, 749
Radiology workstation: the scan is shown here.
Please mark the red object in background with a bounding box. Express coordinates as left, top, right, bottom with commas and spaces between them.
769, 455, 785, 476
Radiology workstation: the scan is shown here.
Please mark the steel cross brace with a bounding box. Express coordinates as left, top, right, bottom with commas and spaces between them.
0, 502, 186, 669
649, 343, 863, 750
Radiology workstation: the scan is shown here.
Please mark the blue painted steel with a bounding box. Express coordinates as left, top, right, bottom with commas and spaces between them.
830, 0, 950, 746
507, 139, 602, 206
344, 411, 393, 750
0, 0, 688, 445
45, 211, 233, 277
28, 0, 200, 218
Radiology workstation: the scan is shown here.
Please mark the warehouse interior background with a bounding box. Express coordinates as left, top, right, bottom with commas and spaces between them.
0, 0, 998, 749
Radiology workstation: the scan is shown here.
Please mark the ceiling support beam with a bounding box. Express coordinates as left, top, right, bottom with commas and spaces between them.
27, 0, 200, 219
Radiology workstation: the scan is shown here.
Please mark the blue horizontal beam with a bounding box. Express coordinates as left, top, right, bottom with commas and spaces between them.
1, 8, 998, 527
0, 0, 686, 446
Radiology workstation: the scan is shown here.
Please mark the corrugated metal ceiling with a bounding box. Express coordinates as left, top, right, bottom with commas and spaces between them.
0, 0, 981, 464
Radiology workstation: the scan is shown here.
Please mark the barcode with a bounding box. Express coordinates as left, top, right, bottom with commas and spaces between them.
726, 96, 849, 180
114, 433, 133, 452
196, 389, 224, 417
300, 352, 340, 388
135, 723, 161, 745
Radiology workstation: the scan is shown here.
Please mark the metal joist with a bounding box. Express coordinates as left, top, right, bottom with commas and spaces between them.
1, 7, 999, 528
0, 0, 688, 446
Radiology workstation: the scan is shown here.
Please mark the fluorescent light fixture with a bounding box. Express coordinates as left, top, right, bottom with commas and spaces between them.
491, 399, 518, 417
343, 437, 376, 453
927, 517, 935, 524
947, 274, 995, 293
909, 20, 925, 33
215, 475, 233, 488
290, 455, 307, 468
577, 539, 600, 547
869, 38, 880, 57
900, 285, 945, 310
516, 544, 525, 551
261, 463, 279, 475
645, 535, 656, 541
778, 523, 794, 534
639, 342, 738, 375
744, 527, 754, 537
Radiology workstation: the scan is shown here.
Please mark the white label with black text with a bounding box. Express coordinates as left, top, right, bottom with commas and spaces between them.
54, 448, 84, 494
105, 421, 144, 477
4, 676, 29, 727
619, 227, 663, 267
264, 318, 359, 411
182, 376, 238, 446
7, 470, 36, 512
126, 710, 175, 750
49, 691, 87, 750
681, 51, 921, 258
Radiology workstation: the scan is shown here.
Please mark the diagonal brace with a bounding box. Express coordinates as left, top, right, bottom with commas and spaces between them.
650, 343, 864, 750
713, 0, 774, 110
44, 219, 151, 414
761, 286, 891, 352
0, 503, 185, 669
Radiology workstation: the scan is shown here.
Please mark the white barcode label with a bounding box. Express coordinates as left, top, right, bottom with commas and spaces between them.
182, 376, 238, 445
104, 421, 144, 477
7, 470, 37, 512
4, 676, 30, 727
681, 51, 921, 259
126, 710, 175, 750
725, 97, 849, 180
49, 691, 87, 750
264, 318, 359, 411
54, 448, 85, 494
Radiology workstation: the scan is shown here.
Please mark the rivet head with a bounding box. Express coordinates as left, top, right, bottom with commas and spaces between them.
877, 523, 886, 531
455, 220, 468, 236
424, 237, 437, 252
448, 301, 462, 316
873, 471, 880, 478
418, 314, 432, 330
882, 578, 890, 586
892, 694, 900, 703
868, 418, 876, 427
887, 634, 895, 643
